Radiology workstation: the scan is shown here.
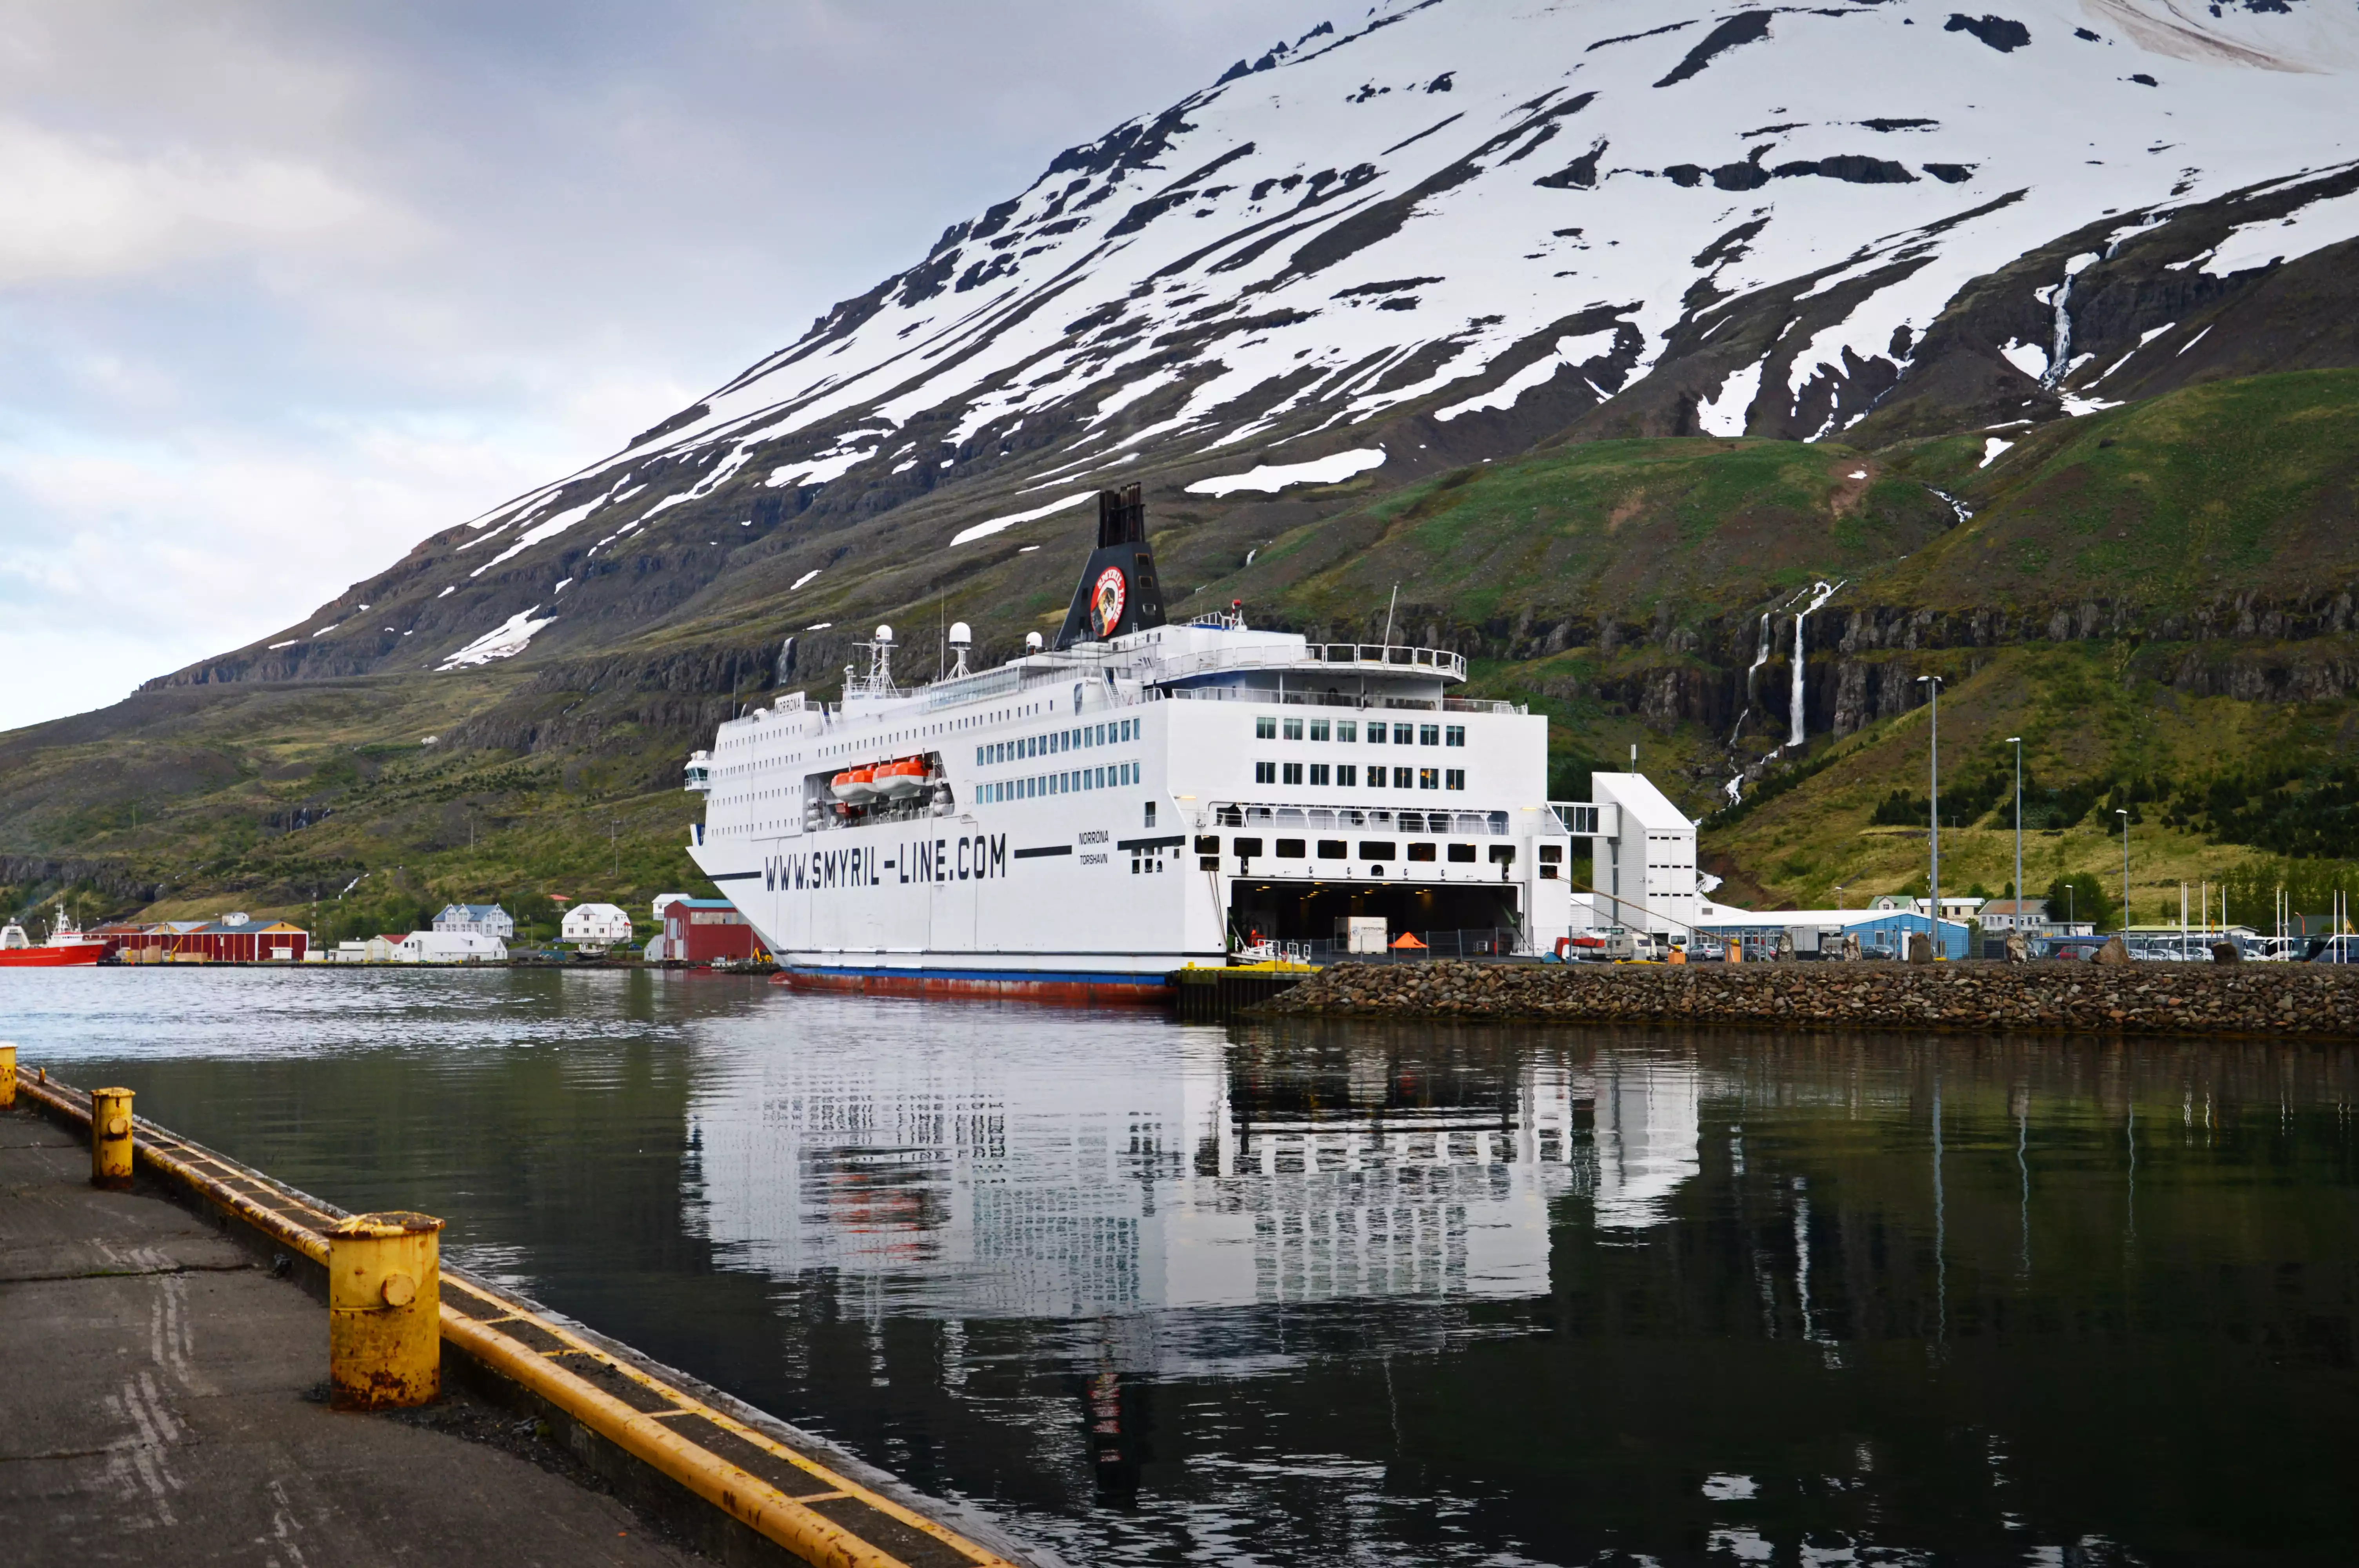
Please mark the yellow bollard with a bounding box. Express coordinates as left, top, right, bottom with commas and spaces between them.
326, 1212, 444, 1410
90, 1086, 134, 1190
0, 1044, 15, 1109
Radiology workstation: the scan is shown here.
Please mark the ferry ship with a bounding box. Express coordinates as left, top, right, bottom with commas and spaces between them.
683, 486, 1576, 1000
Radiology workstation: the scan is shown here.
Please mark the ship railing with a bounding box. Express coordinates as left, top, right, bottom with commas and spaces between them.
1141, 641, 1467, 684
1159, 688, 1522, 714
1205, 803, 1513, 836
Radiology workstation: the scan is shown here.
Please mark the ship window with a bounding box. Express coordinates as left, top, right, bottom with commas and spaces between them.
1234, 837, 1263, 859
1194, 835, 1220, 854
1448, 843, 1477, 862
1408, 842, 1438, 862
1445, 768, 1465, 791
1336, 720, 1357, 742
1282, 762, 1303, 785
1419, 724, 1440, 746
1359, 841, 1396, 861
1255, 716, 1276, 739
1445, 725, 1465, 746
1283, 717, 1303, 741
1394, 766, 1414, 788
1275, 839, 1305, 859
1309, 764, 1330, 786
1309, 719, 1329, 742
1336, 764, 1358, 787
1392, 723, 1412, 744
1367, 724, 1385, 746
1255, 761, 1277, 784
1419, 768, 1440, 790
1318, 839, 1347, 858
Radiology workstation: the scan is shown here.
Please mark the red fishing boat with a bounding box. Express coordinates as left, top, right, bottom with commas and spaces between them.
0, 911, 105, 967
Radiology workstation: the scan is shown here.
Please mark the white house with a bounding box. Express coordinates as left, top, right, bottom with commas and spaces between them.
1978, 898, 2049, 934
395, 930, 508, 964
561, 903, 633, 944
431, 903, 514, 939
1870, 893, 1987, 923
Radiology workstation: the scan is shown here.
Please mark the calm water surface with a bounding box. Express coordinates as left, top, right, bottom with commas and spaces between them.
8, 967, 2354, 1566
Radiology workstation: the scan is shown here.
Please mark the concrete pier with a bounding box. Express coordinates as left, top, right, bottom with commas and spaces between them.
1, 1075, 1036, 1568
0, 1105, 685, 1564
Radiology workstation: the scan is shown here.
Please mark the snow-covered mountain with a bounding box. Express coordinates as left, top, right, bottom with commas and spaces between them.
178, 0, 2359, 685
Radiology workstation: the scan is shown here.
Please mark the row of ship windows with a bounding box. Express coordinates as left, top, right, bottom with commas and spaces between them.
1255, 762, 1466, 790
1257, 717, 1466, 746
1209, 835, 1515, 864
978, 718, 1138, 769
980, 762, 1138, 802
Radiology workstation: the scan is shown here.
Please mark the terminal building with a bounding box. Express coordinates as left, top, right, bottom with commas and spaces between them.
1554, 771, 1972, 958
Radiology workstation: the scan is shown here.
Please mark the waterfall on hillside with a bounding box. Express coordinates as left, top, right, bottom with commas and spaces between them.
1788, 580, 1843, 749
1742, 613, 1772, 718
2039, 253, 2099, 390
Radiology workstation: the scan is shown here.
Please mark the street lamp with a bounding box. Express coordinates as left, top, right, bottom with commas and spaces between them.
2116, 808, 2131, 933
2005, 736, 2023, 931
1917, 674, 1945, 954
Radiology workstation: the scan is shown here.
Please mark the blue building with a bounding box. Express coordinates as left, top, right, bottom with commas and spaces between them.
1692, 907, 1971, 960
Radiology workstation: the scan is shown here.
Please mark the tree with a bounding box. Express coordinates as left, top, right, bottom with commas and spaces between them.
2044, 872, 2114, 933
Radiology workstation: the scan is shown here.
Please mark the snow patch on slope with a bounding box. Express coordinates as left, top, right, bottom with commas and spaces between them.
949, 491, 1095, 547
437, 608, 555, 671
1185, 448, 1387, 495
1697, 362, 1763, 437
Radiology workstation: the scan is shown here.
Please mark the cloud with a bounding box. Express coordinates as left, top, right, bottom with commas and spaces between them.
0, 118, 412, 287
0, 0, 1336, 734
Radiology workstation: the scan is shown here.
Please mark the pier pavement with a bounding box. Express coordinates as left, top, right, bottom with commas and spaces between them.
0, 1103, 688, 1564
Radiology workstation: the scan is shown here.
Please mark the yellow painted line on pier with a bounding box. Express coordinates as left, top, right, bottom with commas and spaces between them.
12, 1065, 1019, 1568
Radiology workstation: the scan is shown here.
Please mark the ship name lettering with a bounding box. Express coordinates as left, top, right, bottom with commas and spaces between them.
763, 834, 1009, 894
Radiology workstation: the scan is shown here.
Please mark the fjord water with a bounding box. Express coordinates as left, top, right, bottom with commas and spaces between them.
11, 969, 2353, 1565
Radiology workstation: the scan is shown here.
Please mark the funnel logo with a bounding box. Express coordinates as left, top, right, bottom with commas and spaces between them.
1090, 566, 1127, 639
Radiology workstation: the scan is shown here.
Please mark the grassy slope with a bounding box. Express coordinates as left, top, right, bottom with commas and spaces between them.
6, 372, 2355, 930
1191, 437, 1955, 630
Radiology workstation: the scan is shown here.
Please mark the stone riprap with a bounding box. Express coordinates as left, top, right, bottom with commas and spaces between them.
1258, 960, 2359, 1037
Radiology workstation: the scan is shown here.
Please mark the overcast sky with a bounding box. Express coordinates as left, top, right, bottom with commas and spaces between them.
0, 0, 1337, 733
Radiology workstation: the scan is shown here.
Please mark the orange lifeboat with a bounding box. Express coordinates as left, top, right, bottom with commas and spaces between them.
876, 757, 928, 800
832, 766, 878, 805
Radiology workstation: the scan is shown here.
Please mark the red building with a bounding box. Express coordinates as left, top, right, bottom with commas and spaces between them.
112, 916, 311, 964
661, 899, 759, 964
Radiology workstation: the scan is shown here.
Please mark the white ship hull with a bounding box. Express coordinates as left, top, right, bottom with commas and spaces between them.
684, 493, 1574, 998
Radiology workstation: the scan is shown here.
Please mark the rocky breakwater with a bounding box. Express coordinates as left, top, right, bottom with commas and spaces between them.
1260, 962, 2359, 1038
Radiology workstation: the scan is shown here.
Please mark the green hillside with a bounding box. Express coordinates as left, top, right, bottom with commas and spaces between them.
5, 370, 2357, 936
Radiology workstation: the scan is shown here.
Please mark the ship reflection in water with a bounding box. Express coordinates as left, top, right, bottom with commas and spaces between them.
15, 971, 2354, 1566
685, 1013, 1701, 1326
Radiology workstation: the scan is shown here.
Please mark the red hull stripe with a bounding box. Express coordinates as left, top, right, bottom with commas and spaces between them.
0, 949, 104, 967
774, 966, 1172, 1005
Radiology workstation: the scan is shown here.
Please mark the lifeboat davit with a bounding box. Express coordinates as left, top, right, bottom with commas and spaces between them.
876, 758, 928, 800
831, 766, 878, 805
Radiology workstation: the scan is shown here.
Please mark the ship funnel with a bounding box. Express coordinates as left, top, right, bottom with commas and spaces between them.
1054, 484, 1166, 650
